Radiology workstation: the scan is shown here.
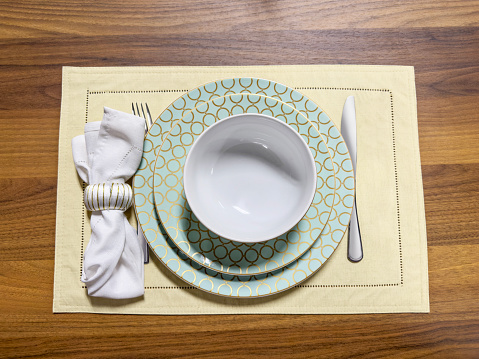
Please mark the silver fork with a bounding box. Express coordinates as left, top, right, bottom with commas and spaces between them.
132, 102, 153, 264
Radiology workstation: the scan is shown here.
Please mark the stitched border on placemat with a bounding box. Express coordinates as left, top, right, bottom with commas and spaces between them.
80, 88, 403, 290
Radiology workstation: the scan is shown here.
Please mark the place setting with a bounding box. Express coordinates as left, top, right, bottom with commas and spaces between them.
54, 65, 429, 314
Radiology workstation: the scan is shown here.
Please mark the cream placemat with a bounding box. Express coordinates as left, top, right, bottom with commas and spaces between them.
53, 65, 429, 314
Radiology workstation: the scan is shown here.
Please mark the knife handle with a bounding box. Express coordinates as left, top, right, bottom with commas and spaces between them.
348, 199, 363, 262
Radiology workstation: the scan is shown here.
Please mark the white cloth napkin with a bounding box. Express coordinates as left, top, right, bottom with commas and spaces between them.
71, 107, 145, 299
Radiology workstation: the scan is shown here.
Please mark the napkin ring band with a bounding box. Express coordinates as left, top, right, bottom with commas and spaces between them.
84, 183, 133, 212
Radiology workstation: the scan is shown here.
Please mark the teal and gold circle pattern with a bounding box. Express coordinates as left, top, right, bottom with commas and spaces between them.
133, 78, 354, 297
153, 93, 335, 276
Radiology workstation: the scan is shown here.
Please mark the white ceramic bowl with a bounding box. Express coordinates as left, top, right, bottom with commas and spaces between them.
183, 113, 317, 243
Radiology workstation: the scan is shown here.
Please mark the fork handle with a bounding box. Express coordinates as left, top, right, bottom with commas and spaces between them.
138, 226, 149, 264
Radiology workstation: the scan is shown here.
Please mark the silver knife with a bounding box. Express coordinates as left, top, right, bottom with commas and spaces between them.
341, 96, 363, 262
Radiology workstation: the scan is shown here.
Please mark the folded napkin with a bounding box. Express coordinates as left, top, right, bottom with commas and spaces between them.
71, 107, 145, 299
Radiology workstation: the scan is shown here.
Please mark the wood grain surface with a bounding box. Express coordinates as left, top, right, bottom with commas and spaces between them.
0, 0, 478, 358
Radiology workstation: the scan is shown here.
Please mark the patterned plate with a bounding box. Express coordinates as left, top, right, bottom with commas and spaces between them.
133, 78, 354, 298
152, 93, 335, 276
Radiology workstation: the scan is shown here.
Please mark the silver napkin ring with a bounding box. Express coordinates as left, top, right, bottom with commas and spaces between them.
84, 183, 133, 212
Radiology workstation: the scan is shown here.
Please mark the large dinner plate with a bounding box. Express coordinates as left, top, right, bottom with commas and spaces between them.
133, 78, 354, 297
152, 93, 335, 276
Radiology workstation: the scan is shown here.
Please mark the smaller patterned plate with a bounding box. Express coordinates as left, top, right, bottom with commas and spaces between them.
153, 93, 336, 276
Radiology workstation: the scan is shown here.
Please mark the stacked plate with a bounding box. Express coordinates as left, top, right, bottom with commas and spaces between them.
133, 78, 354, 298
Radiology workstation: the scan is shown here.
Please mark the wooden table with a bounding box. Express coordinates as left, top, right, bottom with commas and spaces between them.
1, 1, 478, 357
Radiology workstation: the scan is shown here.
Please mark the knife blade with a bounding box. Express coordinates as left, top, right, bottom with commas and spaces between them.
341, 96, 363, 262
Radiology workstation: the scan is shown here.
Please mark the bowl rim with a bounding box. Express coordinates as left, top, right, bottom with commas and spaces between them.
183, 112, 318, 243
